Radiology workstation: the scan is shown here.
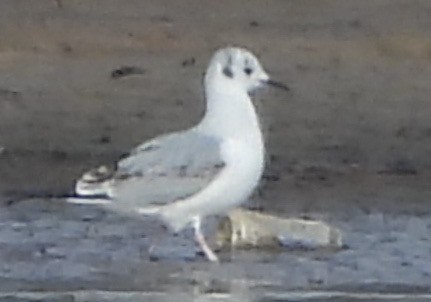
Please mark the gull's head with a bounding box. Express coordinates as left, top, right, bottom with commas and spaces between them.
205, 47, 289, 94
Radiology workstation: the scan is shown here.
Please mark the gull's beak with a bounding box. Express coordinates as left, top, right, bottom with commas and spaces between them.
259, 73, 290, 92
264, 79, 290, 92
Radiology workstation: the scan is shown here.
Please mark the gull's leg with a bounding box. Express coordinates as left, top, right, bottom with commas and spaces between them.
193, 217, 219, 262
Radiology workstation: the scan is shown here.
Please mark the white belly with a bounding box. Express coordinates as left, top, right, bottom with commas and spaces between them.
159, 137, 265, 232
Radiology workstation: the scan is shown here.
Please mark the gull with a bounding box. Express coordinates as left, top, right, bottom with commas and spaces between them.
70, 47, 289, 262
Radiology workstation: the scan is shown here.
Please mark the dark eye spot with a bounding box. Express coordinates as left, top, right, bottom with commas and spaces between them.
244, 67, 253, 75
223, 66, 233, 78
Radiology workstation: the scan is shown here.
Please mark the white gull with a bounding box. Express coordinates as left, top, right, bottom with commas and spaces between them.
70, 47, 289, 262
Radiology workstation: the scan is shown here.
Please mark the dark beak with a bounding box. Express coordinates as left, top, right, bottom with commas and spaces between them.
265, 79, 290, 92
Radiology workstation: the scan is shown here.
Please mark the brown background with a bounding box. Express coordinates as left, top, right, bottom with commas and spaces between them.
1, 0, 431, 213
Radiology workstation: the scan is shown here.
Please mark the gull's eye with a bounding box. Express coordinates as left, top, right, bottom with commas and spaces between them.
244, 67, 253, 76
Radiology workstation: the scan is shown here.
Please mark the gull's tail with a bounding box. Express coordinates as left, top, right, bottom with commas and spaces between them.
65, 196, 112, 205
75, 165, 114, 197
67, 164, 116, 205
6, 165, 116, 205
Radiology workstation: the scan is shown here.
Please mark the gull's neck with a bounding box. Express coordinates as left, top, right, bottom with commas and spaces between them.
196, 78, 263, 143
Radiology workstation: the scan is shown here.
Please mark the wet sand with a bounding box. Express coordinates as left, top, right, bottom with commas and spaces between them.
1, 0, 431, 300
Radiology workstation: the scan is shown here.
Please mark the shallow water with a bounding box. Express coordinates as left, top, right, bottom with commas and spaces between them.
1, 197, 430, 297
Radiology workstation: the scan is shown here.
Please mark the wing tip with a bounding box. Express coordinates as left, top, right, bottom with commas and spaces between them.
75, 165, 115, 197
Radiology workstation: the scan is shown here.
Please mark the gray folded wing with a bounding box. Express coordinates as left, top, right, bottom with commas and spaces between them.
104, 130, 225, 213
